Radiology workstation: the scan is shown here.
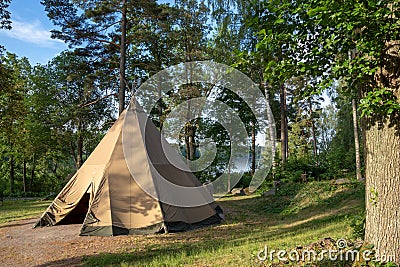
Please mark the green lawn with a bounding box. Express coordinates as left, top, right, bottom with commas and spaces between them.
0, 199, 51, 224
83, 181, 365, 267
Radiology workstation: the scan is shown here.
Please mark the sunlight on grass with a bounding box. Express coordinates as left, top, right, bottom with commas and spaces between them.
81, 181, 365, 267
0, 200, 51, 224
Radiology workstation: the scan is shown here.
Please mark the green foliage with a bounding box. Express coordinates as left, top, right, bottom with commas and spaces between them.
274, 157, 328, 182
350, 211, 365, 240
0, 50, 116, 195
259, 181, 365, 215
237, 172, 252, 188
254, 0, 400, 117
359, 88, 400, 118
0, 0, 11, 30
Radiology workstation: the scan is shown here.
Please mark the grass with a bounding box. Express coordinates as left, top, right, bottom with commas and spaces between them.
0, 199, 51, 224
0, 181, 366, 266
82, 181, 365, 267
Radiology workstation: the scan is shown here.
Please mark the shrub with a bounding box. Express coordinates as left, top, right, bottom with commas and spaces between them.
350, 211, 365, 240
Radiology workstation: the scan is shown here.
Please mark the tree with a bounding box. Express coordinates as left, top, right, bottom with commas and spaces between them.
164, 0, 212, 161
307, 2, 399, 261
0, 0, 11, 30
46, 51, 113, 170
0, 53, 30, 194
41, 0, 160, 114
251, 0, 305, 164
352, 98, 362, 181
255, 0, 400, 261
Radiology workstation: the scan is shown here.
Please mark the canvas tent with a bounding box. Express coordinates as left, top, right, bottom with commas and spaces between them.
34, 101, 222, 236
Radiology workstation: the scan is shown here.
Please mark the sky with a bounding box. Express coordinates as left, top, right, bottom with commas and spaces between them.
0, 0, 67, 65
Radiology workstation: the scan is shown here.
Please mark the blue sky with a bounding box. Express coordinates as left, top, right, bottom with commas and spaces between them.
0, 1, 67, 65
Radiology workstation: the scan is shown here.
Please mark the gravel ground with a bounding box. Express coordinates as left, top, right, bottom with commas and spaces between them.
0, 218, 147, 267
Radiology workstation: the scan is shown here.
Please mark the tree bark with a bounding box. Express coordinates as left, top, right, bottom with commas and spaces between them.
364, 119, 400, 263
352, 98, 362, 181
364, 40, 400, 264
118, 0, 127, 115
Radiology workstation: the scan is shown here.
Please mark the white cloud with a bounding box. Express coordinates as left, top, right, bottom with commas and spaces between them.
0, 19, 64, 48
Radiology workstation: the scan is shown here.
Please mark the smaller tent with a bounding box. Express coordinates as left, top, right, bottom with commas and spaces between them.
34, 102, 223, 236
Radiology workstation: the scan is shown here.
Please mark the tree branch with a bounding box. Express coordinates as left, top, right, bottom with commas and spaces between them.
79, 93, 117, 108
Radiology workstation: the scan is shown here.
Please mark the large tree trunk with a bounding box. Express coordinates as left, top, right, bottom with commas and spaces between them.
352, 98, 362, 181
280, 83, 288, 164
118, 0, 127, 115
364, 40, 400, 264
364, 119, 400, 263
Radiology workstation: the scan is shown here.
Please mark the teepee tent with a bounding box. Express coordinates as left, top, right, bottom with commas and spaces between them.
34, 101, 222, 236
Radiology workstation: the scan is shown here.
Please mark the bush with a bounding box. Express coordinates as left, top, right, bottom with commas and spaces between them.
350, 211, 365, 240
274, 157, 329, 182
237, 172, 252, 188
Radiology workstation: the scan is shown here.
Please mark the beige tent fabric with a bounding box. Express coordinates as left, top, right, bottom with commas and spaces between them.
34, 105, 221, 236
124, 102, 217, 224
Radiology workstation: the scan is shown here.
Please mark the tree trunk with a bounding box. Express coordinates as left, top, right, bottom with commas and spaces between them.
118, 0, 127, 114
364, 119, 400, 264
10, 155, 14, 194
364, 40, 400, 264
185, 95, 192, 161
158, 87, 162, 128
352, 98, 362, 181
29, 154, 35, 192
262, 81, 276, 173
251, 120, 256, 175
30, 165, 35, 192
23, 159, 27, 194
308, 99, 318, 160
188, 125, 196, 160
280, 83, 288, 164
76, 119, 83, 169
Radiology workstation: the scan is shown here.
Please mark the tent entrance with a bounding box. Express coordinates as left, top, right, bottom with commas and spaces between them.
58, 193, 90, 225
